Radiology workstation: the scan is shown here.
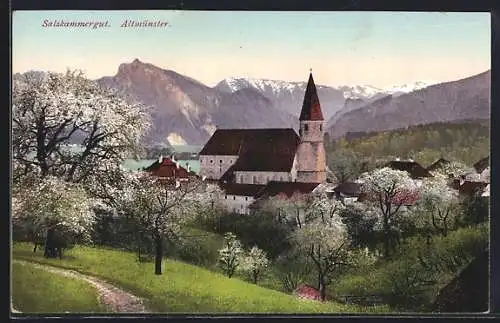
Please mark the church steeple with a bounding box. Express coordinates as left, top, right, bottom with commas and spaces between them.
299, 72, 324, 121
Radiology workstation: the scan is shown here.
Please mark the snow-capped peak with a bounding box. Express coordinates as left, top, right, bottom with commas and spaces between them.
383, 81, 436, 95
217, 77, 306, 95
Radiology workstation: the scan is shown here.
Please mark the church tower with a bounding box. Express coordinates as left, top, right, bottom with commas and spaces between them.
295, 72, 327, 183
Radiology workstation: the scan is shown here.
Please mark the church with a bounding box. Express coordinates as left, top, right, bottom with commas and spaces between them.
199, 72, 327, 214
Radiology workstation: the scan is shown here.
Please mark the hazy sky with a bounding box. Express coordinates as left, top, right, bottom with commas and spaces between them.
12, 11, 490, 88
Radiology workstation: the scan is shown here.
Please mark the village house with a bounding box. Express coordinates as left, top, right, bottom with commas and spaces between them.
385, 159, 433, 180
199, 72, 327, 214
143, 155, 198, 185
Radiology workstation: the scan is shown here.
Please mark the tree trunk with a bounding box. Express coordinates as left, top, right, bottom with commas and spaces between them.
33, 244, 37, 253
253, 271, 258, 284
319, 275, 327, 301
383, 220, 390, 259
44, 228, 58, 258
154, 235, 163, 275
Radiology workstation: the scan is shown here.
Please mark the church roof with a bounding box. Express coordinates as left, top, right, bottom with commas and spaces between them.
299, 73, 324, 121
221, 183, 267, 197
200, 128, 300, 172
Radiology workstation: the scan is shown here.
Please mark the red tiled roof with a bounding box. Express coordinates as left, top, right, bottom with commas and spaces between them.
386, 160, 433, 179
299, 73, 324, 121
200, 128, 300, 172
144, 158, 190, 179
255, 181, 319, 199
294, 284, 321, 301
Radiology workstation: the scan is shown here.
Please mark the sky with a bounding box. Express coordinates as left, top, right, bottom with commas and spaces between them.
12, 11, 490, 88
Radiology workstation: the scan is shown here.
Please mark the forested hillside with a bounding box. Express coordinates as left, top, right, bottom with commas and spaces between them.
326, 122, 490, 167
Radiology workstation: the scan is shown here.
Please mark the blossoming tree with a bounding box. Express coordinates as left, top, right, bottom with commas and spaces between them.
359, 167, 420, 258
116, 172, 220, 275
239, 246, 270, 284
291, 194, 355, 301
12, 69, 150, 188
12, 174, 95, 258
12, 70, 150, 257
218, 232, 244, 278
414, 176, 461, 239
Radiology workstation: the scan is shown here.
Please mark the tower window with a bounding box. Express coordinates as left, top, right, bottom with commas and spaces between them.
233, 196, 236, 200
319, 124, 322, 131
220, 160, 222, 163
210, 160, 213, 163
304, 124, 309, 131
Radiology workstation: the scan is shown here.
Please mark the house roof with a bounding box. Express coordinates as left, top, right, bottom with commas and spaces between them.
221, 183, 267, 197
144, 158, 190, 179
426, 158, 450, 172
459, 181, 488, 196
294, 284, 321, 300
200, 128, 300, 172
255, 181, 319, 199
385, 160, 433, 178
333, 182, 362, 196
299, 73, 324, 121
473, 156, 489, 173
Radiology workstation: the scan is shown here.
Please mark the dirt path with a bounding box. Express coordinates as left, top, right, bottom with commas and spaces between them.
12, 260, 148, 313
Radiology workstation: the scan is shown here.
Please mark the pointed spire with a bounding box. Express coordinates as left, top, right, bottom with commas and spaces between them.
299, 72, 324, 121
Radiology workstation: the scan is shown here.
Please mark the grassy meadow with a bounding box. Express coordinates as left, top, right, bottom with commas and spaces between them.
12, 261, 106, 313
12, 243, 389, 313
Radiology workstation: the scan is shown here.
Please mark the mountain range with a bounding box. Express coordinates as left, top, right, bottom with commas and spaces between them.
14, 59, 490, 145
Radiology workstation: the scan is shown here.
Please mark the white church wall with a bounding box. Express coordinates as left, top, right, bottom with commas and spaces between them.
199, 155, 238, 180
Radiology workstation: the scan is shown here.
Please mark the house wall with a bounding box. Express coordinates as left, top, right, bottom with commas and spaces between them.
199, 155, 238, 180
220, 194, 255, 215
234, 170, 292, 185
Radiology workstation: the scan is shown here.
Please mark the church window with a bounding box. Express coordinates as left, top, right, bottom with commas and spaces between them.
233, 196, 236, 200
245, 197, 248, 201
240, 175, 244, 183
319, 124, 322, 131
225, 195, 227, 199
253, 176, 257, 184
220, 160, 223, 163
210, 160, 213, 163
304, 124, 309, 132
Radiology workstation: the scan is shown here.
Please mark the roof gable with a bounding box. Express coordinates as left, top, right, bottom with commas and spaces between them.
386, 160, 432, 178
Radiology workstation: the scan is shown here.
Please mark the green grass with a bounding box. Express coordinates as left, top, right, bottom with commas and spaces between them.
12, 261, 106, 313
12, 242, 389, 313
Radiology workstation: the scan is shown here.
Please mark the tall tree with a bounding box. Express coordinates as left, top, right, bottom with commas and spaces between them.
327, 148, 368, 183
116, 173, 219, 275
291, 195, 356, 301
359, 168, 419, 258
